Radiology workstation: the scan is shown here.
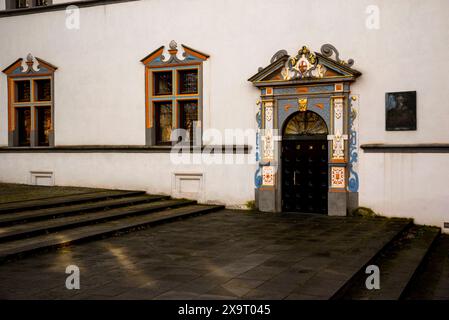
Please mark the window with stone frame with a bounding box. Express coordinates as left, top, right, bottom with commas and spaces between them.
6, 0, 51, 9
2, 54, 57, 147
141, 41, 208, 146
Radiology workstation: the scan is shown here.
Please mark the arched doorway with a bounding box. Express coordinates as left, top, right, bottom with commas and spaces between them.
281, 111, 329, 214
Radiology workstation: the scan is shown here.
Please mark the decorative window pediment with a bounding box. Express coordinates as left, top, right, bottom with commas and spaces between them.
248, 44, 361, 85
2, 53, 57, 77
141, 40, 209, 67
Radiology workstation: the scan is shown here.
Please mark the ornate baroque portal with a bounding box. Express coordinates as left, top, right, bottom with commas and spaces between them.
249, 44, 362, 216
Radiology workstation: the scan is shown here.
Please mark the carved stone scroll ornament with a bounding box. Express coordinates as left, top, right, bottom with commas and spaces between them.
320, 44, 355, 67
270, 50, 288, 64
22, 54, 39, 73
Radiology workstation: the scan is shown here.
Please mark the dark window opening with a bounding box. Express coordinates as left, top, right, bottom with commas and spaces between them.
178, 69, 198, 94
35, 79, 52, 101
283, 111, 328, 137
15, 0, 29, 8
37, 106, 51, 146
155, 102, 172, 145
35, 0, 49, 7
7, 0, 51, 9
17, 108, 31, 146
153, 71, 172, 96
179, 100, 198, 142
15, 80, 31, 103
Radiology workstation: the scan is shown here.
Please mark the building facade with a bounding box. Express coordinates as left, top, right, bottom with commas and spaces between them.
0, 0, 448, 231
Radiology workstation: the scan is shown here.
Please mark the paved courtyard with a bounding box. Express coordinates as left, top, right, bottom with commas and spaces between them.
0, 209, 412, 300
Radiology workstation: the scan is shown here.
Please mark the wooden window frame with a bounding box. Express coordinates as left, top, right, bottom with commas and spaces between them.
6, 0, 52, 10
9, 75, 54, 147
147, 65, 202, 146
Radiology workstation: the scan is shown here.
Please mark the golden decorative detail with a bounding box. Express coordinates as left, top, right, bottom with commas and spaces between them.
281, 67, 290, 80
298, 98, 308, 112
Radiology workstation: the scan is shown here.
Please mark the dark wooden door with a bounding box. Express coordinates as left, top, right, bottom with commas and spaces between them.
282, 139, 328, 214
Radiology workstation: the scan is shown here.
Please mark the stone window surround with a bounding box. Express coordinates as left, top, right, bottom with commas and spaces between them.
10, 76, 54, 147
0, 0, 139, 17
5, 0, 53, 10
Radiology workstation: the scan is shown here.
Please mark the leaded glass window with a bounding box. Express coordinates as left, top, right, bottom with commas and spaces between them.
155, 102, 173, 145
146, 55, 203, 146
9, 0, 51, 9
17, 108, 31, 146
11, 77, 54, 147
178, 69, 198, 94
15, 81, 31, 102
35, 79, 52, 101
179, 100, 198, 141
15, 0, 29, 8
154, 71, 172, 96
284, 111, 328, 136
35, 0, 49, 6
37, 106, 52, 146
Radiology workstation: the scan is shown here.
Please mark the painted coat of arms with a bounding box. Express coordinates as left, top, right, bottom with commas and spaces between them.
281, 46, 326, 80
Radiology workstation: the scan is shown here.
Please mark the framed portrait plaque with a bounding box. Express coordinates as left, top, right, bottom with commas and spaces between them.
385, 91, 417, 131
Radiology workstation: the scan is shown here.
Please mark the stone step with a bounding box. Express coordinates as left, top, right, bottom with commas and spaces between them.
338, 225, 441, 300
0, 194, 169, 226
0, 199, 196, 242
0, 204, 224, 262
402, 234, 449, 300
0, 190, 146, 214
285, 218, 414, 300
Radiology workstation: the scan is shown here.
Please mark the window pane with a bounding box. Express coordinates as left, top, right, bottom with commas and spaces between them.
284, 111, 328, 136
179, 100, 198, 141
17, 108, 31, 146
35, 79, 52, 101
155, 102, 172, 144
153, 71, 172, 96
178, 70, 198, 94
15, 81, 31, 103
15, 0, 29, 8
35, 0, 49, 6
37, 107, 52, 146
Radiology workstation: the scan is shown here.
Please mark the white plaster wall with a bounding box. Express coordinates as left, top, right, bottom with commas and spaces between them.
359, 152, 449, 231
0, 0, 448, 227
0, 152, 256, 207
0, 1, 5, 11
1, 0, 448, 145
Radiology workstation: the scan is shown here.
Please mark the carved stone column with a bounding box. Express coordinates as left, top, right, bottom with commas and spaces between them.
328, 93, 349, 216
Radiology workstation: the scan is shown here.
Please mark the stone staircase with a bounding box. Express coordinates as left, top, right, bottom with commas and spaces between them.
0, 190, 224, 263
334, 224, 441, 300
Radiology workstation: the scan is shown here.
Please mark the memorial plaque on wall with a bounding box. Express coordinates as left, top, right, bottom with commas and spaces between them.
385, 91, 417, 131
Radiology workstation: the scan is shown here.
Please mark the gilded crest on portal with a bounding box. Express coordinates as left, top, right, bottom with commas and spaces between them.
281, 46, 326, 80
298, 98, 308, 112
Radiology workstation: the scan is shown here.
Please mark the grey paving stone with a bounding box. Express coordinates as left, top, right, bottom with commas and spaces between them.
153, 290, 200, 300
0, 210, 411, 300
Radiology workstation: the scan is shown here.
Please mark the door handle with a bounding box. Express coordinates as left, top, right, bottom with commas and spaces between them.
293, 172, 299, 186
